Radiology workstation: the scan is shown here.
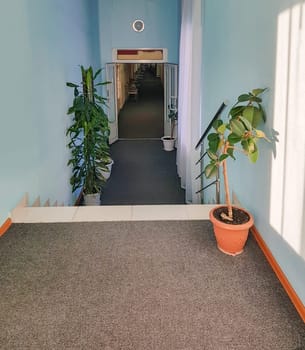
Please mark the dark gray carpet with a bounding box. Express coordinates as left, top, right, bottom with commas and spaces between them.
101, 140, 185, 205
118, 71, 164, 139
1, 221, 305, 349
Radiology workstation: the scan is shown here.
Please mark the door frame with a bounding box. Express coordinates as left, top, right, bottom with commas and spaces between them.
106, 48, 178, 143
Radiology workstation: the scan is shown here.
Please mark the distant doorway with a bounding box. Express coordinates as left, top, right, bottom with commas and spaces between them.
117, 63, 164, 139
106, 62, 178, 144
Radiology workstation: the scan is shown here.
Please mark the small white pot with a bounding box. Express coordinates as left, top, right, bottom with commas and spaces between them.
161, 136, 176, 151
97, 159, 114, 180
84, 193, 100, 206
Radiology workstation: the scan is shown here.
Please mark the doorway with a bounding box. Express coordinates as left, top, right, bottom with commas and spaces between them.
106, 62, 178, 144
101, 61, 184, 205
116, 63, 164, 139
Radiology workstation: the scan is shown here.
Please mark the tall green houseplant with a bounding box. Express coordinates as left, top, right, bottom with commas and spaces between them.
66, 66, 110, 203
204, 88, 271, 255
205, 88, 270, 221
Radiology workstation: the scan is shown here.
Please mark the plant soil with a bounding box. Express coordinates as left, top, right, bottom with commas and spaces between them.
162, 136, 175, 140
213, 206, 250, 225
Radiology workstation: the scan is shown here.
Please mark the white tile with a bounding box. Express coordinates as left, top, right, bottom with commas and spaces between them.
73, 206, 132, 222
186, 204, 215, 220
131, 205, 188, 221
10, 204, 216, 224
11, 207, 77, 223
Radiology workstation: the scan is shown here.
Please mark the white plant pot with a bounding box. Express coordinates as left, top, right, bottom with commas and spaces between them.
84, 193, 100, 206
161, 136, 176, 151
97, 159, 114, 180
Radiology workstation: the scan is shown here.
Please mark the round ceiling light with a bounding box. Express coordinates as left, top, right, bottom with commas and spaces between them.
132, 19, 145, 32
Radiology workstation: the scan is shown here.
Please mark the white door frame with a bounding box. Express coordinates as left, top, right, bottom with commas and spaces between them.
105, 63, 118, 144
164, 63, 178, 137
106, 51, 178, 142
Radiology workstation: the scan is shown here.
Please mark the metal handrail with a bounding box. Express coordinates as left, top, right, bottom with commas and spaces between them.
195, 101, 228, 150
196, 179, 219, 194
195, 101, 227, 204
195, 151, 207, 166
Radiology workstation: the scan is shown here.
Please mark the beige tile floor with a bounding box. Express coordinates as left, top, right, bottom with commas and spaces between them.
11, 204, 215, 223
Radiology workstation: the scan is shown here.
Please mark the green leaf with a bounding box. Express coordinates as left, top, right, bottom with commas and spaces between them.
255, 129, 270, 141
67, 106, 75, 115
204, 163, 218, 178
207, 133, 220, 153
217, 123, 227, 134
66, 82, 79, 88
93, 68, 102, 80
248, 138, 256, 153
252, 88, 267, 96
207, 150, 218, 160
238, 116, 252, 131
242, 106, 264, 128
230, 119, 246, 137
241, 140, 249, 153
212, 119, 223, 130
227, 147, 235, 160
248, 147, 259, 163
249, 96, 262, 103
259, 104, 266, 123
95, 81, 112, 86
207, 133, 219, 141
219, 154, 229, 162
241, 138, 259, 163
228, 133, 242, 144
230, 106, 244, 118
238, 94, 251, 102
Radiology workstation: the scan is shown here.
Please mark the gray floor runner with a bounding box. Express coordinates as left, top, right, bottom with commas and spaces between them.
0, 221, 304, 349
101, 140, 185, 205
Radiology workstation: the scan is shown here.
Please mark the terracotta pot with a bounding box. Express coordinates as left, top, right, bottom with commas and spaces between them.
209, 206, 254, 256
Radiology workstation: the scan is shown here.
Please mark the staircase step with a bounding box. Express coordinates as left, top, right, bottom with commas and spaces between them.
32, 196, 41, 207
11, 204, 215, 223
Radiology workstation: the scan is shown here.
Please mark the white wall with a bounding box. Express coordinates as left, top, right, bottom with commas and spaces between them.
0, 0, 101, 225
202, 0, 305, 305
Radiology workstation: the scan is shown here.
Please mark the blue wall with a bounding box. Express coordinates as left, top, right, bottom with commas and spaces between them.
0, 0, 101, 225
98, 0, 181, 64
202, 0, 305, 305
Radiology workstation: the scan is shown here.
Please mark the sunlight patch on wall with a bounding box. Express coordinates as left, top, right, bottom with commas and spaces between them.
270, 2, 305, 256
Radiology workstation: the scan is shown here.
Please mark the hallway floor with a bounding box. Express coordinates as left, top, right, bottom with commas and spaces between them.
118, 68, 164, 139
2, 220, 305, 349
100, 140, 185, 205
101, 66, 184, 205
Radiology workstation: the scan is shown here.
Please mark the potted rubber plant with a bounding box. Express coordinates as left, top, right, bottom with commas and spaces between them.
161, 106, 178, 151
204, 88, 270, 255
66, 66, 111, 205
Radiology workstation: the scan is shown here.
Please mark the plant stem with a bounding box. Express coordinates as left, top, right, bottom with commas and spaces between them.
223, 142, 233, 219
170, 119, 175, 139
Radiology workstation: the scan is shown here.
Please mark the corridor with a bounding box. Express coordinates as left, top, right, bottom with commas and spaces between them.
101, 66, 185, 205
118, 67, 164, 138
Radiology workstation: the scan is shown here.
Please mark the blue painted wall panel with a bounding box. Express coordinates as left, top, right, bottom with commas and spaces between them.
98, 0, 181, 64
0, 0, 101, 223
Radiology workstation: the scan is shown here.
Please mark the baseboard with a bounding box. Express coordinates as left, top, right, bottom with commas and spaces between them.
0, 218, 12, 237
251, 225, 305, 323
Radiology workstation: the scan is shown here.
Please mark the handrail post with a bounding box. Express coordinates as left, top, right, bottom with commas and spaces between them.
194, 101, 228, 205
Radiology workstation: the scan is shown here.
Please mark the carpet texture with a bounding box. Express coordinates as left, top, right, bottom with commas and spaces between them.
0, 221, 305, 349
100, 140, 185, 205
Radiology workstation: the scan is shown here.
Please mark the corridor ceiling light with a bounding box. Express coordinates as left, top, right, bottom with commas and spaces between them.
132, 19, 144, 32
